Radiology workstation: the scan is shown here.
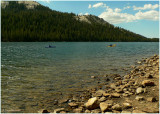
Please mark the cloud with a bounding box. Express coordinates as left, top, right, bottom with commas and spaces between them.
114, 8, 122, 13
135, 10, 159, 21
123, 6, 130, 10
99, 8, 159, 24
84, 13, 89, 15
92, 2, 105, 8
133, 4, 159, 10
41, 0, 51, 3
88, 4, 92, 8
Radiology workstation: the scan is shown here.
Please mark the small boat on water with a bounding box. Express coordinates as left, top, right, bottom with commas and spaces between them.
45, 45, 56, 48
107, 44, 116, 47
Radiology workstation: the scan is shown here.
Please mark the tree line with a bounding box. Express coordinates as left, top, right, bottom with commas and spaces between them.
1, 1, 159, 42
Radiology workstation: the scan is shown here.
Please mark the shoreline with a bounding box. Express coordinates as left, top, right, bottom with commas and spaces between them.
39, 54, 159, 113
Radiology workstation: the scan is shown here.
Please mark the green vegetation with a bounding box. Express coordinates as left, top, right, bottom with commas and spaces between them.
1, 1, 159, 42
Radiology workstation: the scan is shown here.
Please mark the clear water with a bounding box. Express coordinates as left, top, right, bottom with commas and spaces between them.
1, 42, 159, 112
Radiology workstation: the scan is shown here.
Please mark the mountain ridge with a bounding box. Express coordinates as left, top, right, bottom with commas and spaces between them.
1, 1, 159, 42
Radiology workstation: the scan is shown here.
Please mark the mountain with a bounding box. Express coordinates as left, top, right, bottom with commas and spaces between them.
1, 1, 159, 42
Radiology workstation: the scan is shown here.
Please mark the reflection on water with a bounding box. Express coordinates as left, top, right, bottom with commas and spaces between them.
1, 42, 159, 112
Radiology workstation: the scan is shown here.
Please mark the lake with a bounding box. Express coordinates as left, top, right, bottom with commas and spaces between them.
1, 42, 159, 113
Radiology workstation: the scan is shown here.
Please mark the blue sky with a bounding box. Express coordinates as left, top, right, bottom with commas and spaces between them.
37, 1, 159, 38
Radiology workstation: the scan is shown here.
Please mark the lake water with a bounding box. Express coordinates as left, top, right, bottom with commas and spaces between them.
1, 42, 159, 113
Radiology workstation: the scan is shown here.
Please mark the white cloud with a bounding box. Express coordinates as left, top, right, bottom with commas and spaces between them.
135, 10, 159, 21
84, 13, 89, 15
42, 0, 51, 3
114, 8, 122, 13
99, 8, 159, 24
88, 4, 92, 8
123, 6, 130, 10
133, 4, 159, 10
93, 2, 105, 8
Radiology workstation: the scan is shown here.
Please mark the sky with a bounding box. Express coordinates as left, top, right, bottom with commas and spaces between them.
37, 0, 159, 38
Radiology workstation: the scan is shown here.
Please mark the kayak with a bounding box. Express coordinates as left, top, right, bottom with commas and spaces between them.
107, 44, 116, 47
45, 46, 56, 48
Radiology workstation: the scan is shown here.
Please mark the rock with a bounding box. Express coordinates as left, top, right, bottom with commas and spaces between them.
112, 104, 122, 111
136, 87, 144, 94
135, 96, 144, 101
38, 109, 50, 113
111, 93, 121, 98
142, 80, 155, 86
123, 103, 132, 109
132, 110, 146, 113
103, 93, 110, 97
147, 74, 153, 78
73, 107, 83, 113
59, 98, 69, 104
110, 83, 117, 89
147, 97, 156, 102
85, 97, 99, 110
94, 90, 106, 97
91, 109, 101, 113
91, 76, 96, 79
54, 108, 65, 113
68, 102, 78, 107
100, 102, 110, 112
99, 97, 107, 102
84, 109, 91, 113
60, 111, 66, 113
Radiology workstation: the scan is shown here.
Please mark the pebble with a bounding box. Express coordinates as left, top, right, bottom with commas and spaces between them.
135, 96, 144, 101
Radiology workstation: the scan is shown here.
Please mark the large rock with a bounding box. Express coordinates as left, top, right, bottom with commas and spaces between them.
100, 102, 110, 112
142, 80, 155, 86
85, 97, 99, 110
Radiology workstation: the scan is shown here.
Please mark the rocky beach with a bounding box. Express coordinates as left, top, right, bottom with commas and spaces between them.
38, 54, 159, 113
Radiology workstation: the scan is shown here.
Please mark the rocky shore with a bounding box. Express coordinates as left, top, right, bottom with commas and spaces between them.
39, 55, 159, 113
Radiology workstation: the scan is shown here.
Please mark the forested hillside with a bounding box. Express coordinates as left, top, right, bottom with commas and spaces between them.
1, 1, 159, 42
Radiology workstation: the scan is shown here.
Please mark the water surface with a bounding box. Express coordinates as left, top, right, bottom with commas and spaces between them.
1, 42, 159, 112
